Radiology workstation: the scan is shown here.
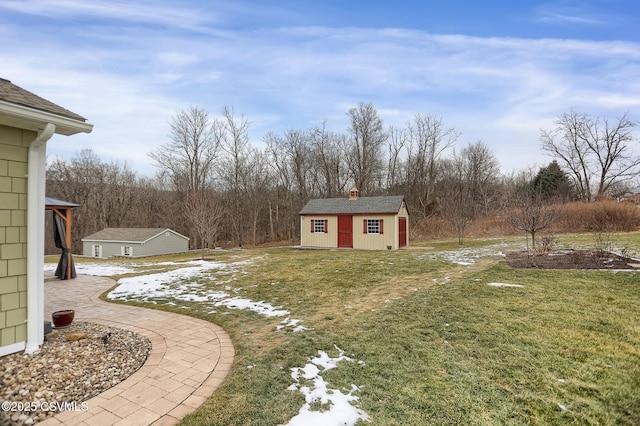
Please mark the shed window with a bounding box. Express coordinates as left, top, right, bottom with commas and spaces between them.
122, 246, 133, 256
311, 219, 328, 233
363, 219, 384, 234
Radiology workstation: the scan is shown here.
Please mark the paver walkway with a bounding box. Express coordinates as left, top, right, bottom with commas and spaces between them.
40, 275, 234, 426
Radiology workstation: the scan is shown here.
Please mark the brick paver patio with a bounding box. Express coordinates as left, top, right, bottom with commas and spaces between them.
40, 275, 234, 425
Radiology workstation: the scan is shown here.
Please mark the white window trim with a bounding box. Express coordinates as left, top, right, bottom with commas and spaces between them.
367, 219, 381, 234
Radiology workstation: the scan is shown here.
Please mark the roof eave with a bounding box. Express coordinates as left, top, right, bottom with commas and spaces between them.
0, 100, 93, 136
81, 239, 145, 244
147, 228, 189, 242
299, 211, 400, 216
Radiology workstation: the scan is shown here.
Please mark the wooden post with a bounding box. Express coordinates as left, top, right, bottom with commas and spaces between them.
65, 207, 72, 280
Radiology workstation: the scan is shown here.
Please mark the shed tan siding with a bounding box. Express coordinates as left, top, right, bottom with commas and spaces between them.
300, 216, 338, 249
300, 204, 409, 250
352, 213, 399, 250
0, 125, 32, 353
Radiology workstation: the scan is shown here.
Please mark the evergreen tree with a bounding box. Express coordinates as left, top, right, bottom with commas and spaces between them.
530, 160, 574, 201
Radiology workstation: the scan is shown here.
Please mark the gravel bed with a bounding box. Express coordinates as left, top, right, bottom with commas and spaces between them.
1, 322, 151, 425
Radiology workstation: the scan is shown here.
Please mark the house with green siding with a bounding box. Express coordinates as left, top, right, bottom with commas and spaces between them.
82, 228, 190, 258
0, 78, 92, 357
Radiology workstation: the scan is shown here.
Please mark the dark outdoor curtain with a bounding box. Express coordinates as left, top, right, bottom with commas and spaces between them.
53, 212, 76, 279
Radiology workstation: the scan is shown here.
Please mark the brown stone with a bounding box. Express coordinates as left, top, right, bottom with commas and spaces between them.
65, 333, 88, 341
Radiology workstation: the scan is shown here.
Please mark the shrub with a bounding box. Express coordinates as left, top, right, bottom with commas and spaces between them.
560, 201, 640, 233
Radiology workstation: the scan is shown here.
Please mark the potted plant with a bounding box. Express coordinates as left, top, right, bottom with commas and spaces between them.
52, 310, 75, 328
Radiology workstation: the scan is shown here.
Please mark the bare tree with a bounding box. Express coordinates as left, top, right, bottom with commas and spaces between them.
182, 191, 225, 258
541, 110, 639, 201
310, 120, 349, 197
217, 105, 251, 246
439, 152, 474, 245
463, 140, 501, 215
346, 102, 386, 195
242, 148, 272, 245
46, 149, 140, 252
438, 141, 500, 245
404, 114, 458, 218
386, 125, 406, 191
280, 129, 314, 200
510, 190, 557, 253
149, 106, 220, 193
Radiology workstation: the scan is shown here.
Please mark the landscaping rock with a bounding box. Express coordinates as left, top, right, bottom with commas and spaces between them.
64, 333, 88, 341
0, 322, 151, 425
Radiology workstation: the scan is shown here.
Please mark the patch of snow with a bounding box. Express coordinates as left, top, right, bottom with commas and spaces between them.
214, 297, 289, 317
488, 282, 524, 288
277, 317, 309, 332
284, 346, 369, 426
45, 262, 138, 276
108, 261, 226, 298
421, 241, 523, 266
103, 257, 292, 320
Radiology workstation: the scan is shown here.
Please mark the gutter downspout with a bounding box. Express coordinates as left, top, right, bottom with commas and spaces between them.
25, 123, 55, 354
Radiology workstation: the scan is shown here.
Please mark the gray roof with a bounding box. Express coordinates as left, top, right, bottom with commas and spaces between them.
45, 197, 80, 208
82, 228, 188, 243
0, 78, 87, 122
299, 195, 406, 215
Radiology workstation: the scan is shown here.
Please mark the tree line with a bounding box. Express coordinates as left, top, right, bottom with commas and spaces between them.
45, 103, 639, 253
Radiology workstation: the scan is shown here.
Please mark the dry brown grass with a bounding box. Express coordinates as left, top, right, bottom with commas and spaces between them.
558, 200, 640, 232
413, 200, 640, 240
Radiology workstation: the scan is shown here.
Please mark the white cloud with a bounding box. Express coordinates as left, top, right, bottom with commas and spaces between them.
0, 0, 215, 29
1, 2, 638, 175
534, 4, 606, 26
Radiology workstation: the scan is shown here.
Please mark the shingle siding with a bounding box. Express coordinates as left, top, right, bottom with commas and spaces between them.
0, 124, 33, 351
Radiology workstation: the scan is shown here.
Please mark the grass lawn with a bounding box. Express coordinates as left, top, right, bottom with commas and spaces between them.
81, 234, 639, 425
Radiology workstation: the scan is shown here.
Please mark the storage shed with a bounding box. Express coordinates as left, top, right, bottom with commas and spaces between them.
299, 188, 409, 250
82, 228, 189, 258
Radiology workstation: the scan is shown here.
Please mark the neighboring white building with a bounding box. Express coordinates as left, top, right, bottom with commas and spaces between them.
82, 228, 189, 258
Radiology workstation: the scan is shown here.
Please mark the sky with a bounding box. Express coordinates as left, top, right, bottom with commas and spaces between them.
1, 0, 639, 177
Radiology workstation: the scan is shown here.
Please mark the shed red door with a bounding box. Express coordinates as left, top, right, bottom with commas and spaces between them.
399, 217, 407, 248
338, 215, 353, 248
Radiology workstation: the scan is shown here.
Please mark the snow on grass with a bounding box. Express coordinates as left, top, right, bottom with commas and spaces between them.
277, 317, 310, 332
108, 260, 228, 299
488, 282, 524, 288
44, 262, 138, 276
101, 257, 293, 320
420, 241, 521, 266
214, 297, 289, 317
284, 346, 369, 426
